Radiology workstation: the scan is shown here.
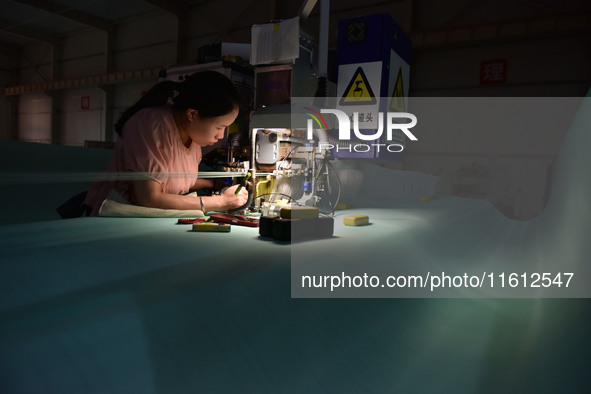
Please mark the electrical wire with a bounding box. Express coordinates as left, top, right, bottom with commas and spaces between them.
277, 144, 301, 170
310, 157, 343, 215
325, 159, 342, 215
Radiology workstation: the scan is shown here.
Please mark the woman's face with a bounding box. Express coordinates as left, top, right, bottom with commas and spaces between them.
187, 107, 239, 147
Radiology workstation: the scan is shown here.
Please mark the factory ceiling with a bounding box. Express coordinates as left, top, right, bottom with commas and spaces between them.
1, 0, 590, 49
0, 1, 215, 47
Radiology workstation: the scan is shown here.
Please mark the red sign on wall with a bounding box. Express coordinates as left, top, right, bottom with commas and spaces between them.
480, 59, 507, 85
81, 96, 90, 110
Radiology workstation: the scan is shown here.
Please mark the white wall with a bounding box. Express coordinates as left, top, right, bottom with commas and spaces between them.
11, 12, 179, 144
9, 42, 53, 142
60, 88, 104, 146
18, 93, 52, 143
401, 32, 590, 218
401, 96, 583, 219
411, 36, 591, 97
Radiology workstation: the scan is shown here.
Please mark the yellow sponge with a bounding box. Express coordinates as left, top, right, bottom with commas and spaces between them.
280, 206, 319, 219
343, 214, 369, 226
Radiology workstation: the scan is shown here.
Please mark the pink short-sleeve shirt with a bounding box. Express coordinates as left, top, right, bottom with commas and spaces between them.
85, 106, 202, 215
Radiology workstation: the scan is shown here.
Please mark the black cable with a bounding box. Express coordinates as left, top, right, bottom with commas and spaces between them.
309, 157, 342, 216
226, 188, 253, 213
314, 160, 333, 214
326, 159, 342, 215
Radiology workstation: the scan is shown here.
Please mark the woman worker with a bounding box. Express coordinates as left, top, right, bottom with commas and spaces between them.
84, 71, 248, 216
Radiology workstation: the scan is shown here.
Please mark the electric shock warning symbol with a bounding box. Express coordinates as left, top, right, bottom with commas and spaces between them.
389, 67, 405, 112
340, 67, 376, 105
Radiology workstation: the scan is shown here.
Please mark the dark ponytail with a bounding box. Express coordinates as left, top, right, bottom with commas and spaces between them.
115, 80, 179, 135
115, 70, 240, 135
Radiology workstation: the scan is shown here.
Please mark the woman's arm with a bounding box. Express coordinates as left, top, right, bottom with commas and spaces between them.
191, 178, 214, 190
134, 179, 248, 212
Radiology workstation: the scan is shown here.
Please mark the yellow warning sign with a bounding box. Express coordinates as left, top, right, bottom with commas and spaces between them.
340, 67, 377, 105
389, 67, 405, 112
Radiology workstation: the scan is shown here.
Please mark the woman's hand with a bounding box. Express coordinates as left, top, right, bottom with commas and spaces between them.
219, 184, 249, 209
